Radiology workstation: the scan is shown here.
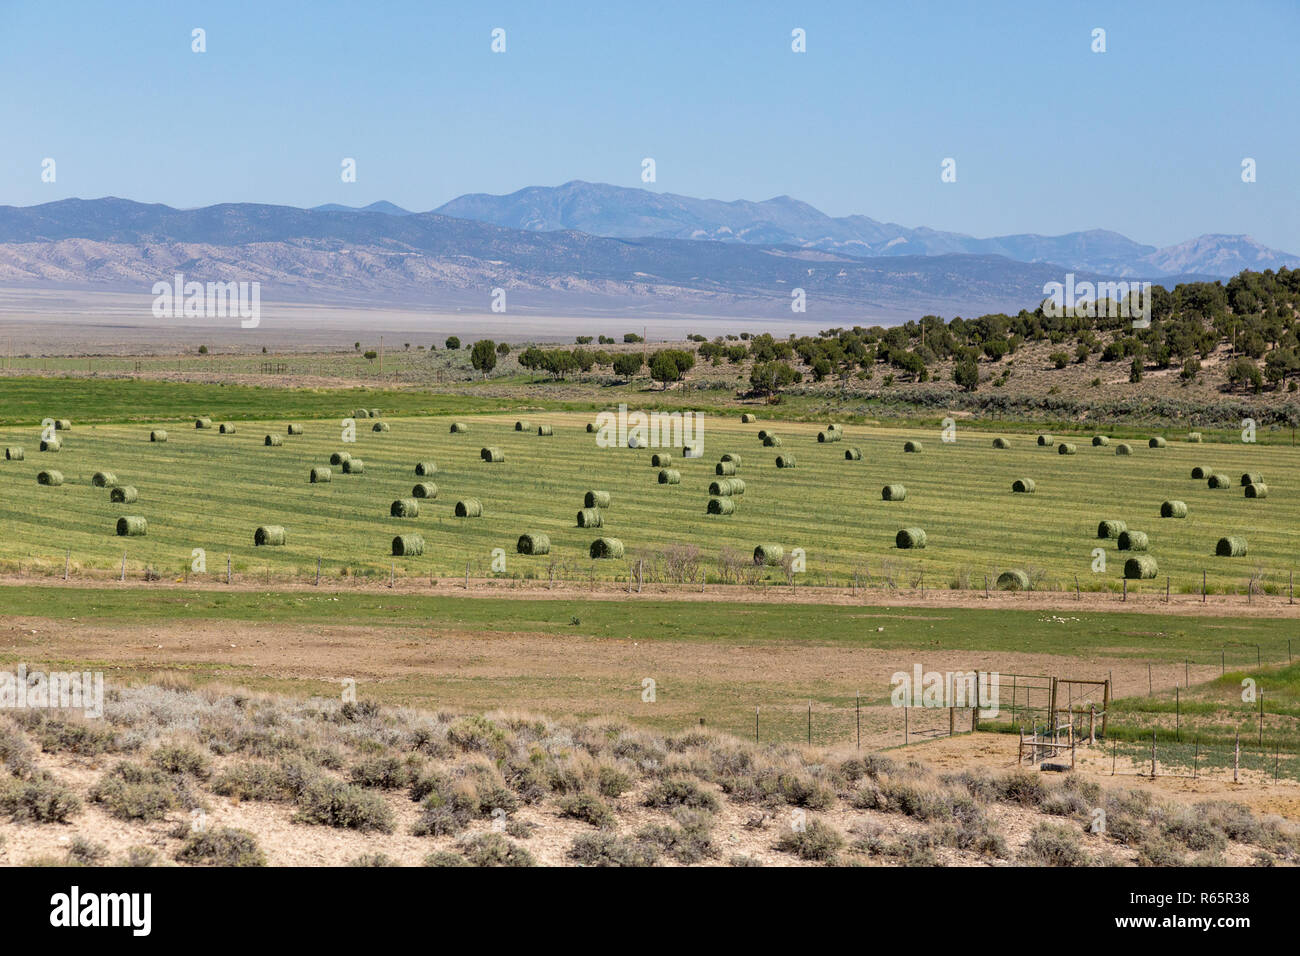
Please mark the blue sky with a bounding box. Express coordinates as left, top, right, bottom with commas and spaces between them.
1, 0, 1296, 251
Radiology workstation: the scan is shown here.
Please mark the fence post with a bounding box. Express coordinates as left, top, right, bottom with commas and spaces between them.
1122, 578, 1127, 602
807, 700, 811, 746
316, 557, 321, 587
1151, 731, 1157, 778
1194, 736, 1199, 778
1175, 687, 1180, 741
227, 555, 232, 585
856, 692, 860, 751
1089, 705, 1096, 745
1075, 574, 1080, 600
949, 706, 955, 737
120, 551, 126, 582
1202, 569, 1206, 603
1234, 733, 1240, 783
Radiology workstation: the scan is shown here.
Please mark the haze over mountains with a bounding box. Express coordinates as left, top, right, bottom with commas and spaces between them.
435, 181, 1300, 279
0, 184, 1289, 324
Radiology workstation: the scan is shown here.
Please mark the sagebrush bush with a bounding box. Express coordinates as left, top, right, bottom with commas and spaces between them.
176, 826, 266, 866
775, 819, 845, 862
294, 778, 394, 833
568, 831, 658, 867
0, 772, 81, 823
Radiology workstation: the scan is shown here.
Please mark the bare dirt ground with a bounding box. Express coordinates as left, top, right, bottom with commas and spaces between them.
0, 614, 1216, 726
4, 570, 1298, 619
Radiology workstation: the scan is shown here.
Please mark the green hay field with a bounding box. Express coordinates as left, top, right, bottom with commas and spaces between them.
0, 408, 1296, 591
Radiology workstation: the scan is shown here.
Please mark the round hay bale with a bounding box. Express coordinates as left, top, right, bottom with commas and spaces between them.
1057, 442, 1077, 455
369, 409, 381, 419
757, 429, 769, 441
254, 525, 285, 546
651, 453, 672, 467
1160, 500, 1187, 518
372, 421, 390, 433
391, 498, 420, 518
586, 423, 596, 433
110, 485, 138, 503
1240, 472, 1263, 487
658, 469, 681, 485
1216, 535, 1247, 557
720, 453, 742, 466
881, 484, 907, 501
37, 470, 63, 486
1097, 519, 1126, 539
1245, 482, 1268, 499
219, 422, 236, 434
414, 461, 436, 476
1037, 434, 1053, 446
715, 461, 737, 476
762, 434, 782, 447
514, 420, 530, 431
896, 527, 927, 549
40, 438, 61, 452
149, 430, 167, 443
709, 478, 736, 496
517, 533, 551, 555
195, 417, 212, 429
992, 438, 1010, 449
1115, 443, 1132, 455
4, 447, 23, 460
54, 419, 71, 431
1187, 432, 1202, 443
353, 408, 370, 419
342, 458, 365, 474
584, 490, 611, 509
287, 424, 304, 435
455, 498, 483, 518
996, 569, 1030, 591
1091, 435, 1109, 446
392, 534, 424, 556
264, 434, 283, 447
741, 413, 757, 423
116, 516, 147, 537
903, 440, 922, 452
576, 507, 603, 528
330, 451, 352, 466
775, 454, 796, 468
1011, 478, 1036, 493
536, 424, 554, 436
1149, 436, 1167, 448
412, 482, 437, 499
845, 447, 863, 460
481, 447, 504, 463
310, 467, 331, 484
1190, 466, 1212, 479
450, 422, 469, 433
1124, 555, 1158, 579
91, 471, 117, 488
628, 435, 645, 449
707, 496, 735, 515
753, 543, 784, 566
1117, 530, 1149, 552
817, 429, 842, 443
682, 444, 703, 458
590, 537, 625, 559
1207, 473, 1230, 489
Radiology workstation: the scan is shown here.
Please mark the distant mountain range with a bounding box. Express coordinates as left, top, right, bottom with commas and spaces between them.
434, 181, 1300, 279
0, 189, 1275, 323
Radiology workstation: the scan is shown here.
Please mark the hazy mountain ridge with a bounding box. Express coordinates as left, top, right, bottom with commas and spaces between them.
434, 181, 1299, 278
0, 197, 1214, 321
